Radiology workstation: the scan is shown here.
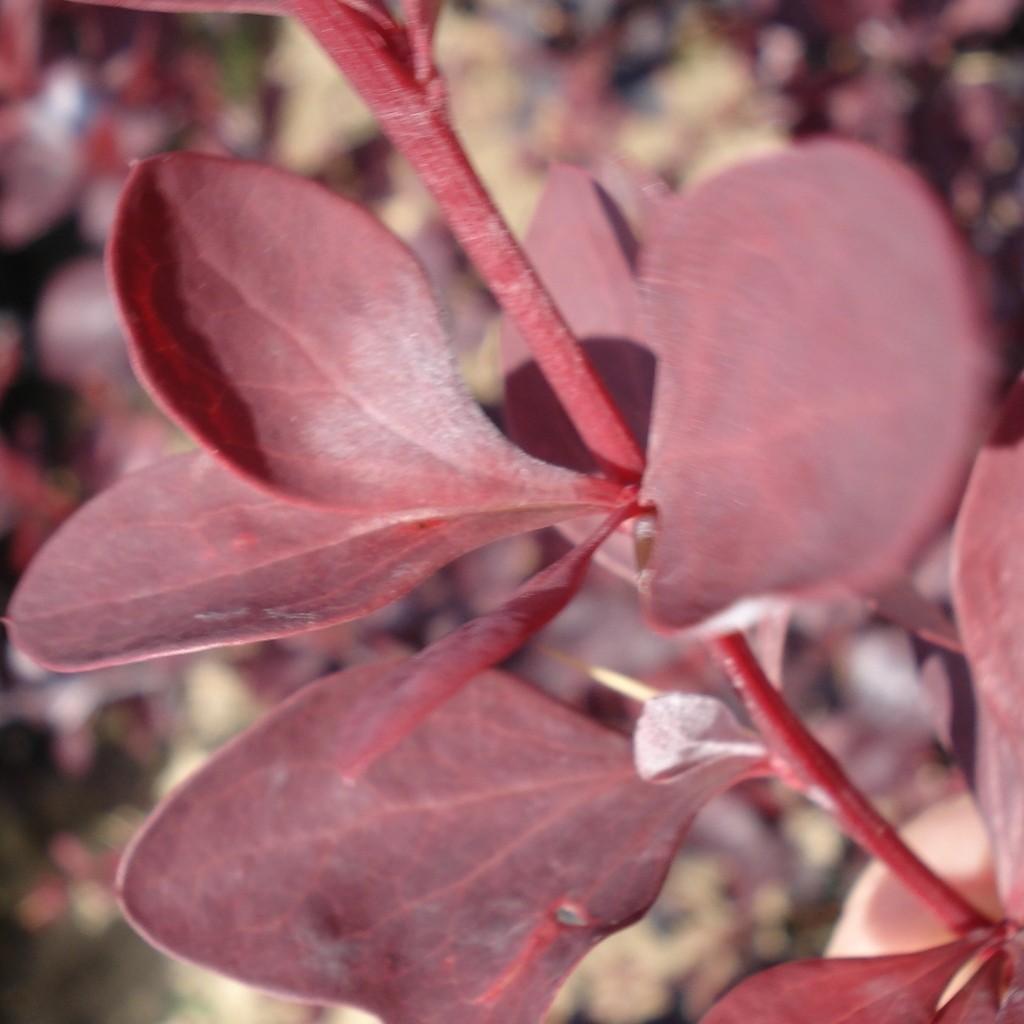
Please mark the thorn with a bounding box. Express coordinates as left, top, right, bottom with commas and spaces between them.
537, 646, 659, 703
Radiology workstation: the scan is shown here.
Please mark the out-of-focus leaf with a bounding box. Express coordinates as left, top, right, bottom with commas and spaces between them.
36, 256, 133, 390
866, 579, 962, 653
118, 664, 752, 1022
919, 652, 978, 787
941, 0, 1021, 40
0, 0, 40, 96
401, 0, 442, 37
0, 105, 81, 248
68, 0, 286, 14
934, 953, 1002, 1023
997, 937, 1024, 1023
503, 164, 654, 475
7, 452, 599, 670
111, 154, 615, 514
633, 692, 766, 782
641, 139, 988, 631
701, 937, 988, 1024
952, 378, 1024, 917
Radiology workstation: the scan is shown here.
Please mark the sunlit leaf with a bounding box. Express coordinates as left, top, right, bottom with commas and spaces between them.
111, 154, 616, 514
7, 452, 599, 669
641, 139, 988, 630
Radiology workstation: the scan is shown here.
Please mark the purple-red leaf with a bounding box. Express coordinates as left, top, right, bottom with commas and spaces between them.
0, 0, 40, 96
111, 153, 615, 515
866, 578, 962, 654
118, 664, 752, 1023
6, 452, 595, 670
952, 377, 1024, 917
502, 164, 653, 475
935, 953, 1002, 1023
336, 506, 632, 776
633, 692, 766, 782
641, 139, 988, 630
997, 938, 1024, 1023
701, 937, 987, 1024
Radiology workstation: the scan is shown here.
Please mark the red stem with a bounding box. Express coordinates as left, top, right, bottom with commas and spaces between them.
711, 630, 993, 936
409, 117, 647, 484
288, 0, 646, 483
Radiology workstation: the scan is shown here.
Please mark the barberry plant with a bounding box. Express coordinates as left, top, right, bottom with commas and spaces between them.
8, 1, 1024, 1021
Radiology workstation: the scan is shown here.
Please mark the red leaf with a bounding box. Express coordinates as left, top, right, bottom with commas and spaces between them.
111, 154, 615, 514
118, 664, 752, 1022
0, 0, 40, 96
335, 506, 634, 776
633, 692, 766, 782
502, 164, 653, 474
7, 452, 596, 669
701, 938, 988, 1024
640, 139, 989, 630
952, 378, 1024, 917
866, 578, 962, 654
934, 953, 1002, 1023
998, 938, 1024, 1023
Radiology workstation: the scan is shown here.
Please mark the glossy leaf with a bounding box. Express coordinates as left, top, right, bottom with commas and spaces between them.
502, 164, 654, 475
7, 452, 598, 670
111, 154, 615, 514
701, 937, 987, 1024
118, 664, 754, 1022
641, 139, 988, 630
952, 378, 1024, 917
633, 692, 766, 782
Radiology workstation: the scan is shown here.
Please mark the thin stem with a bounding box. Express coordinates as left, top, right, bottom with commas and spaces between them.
289, 0, 647, 483
407, 116, 647, 484
711, 630, 993, 936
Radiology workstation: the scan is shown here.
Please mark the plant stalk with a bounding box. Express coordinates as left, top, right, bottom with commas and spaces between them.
711, 630, 994, 937
409, 114, 647, 484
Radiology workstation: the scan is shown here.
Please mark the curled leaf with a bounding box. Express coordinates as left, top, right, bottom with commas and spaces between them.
633, 692, 766, 783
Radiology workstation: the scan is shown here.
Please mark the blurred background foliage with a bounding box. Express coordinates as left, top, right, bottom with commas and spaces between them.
2, 1, 1024, 1021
